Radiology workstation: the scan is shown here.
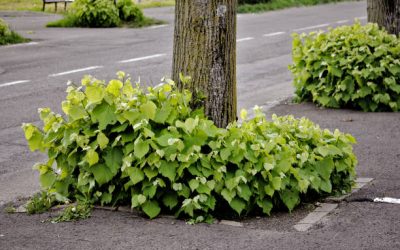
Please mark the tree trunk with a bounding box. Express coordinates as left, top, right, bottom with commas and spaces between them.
367, 0, 400, 35
172, 0, 237, 128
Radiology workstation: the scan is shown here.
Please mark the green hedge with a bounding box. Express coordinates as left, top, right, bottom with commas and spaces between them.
290, 21, 400, 112
23, 72, 357, 221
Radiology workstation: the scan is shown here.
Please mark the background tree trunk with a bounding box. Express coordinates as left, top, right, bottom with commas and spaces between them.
367, 0, 400, 35
172, 0, 237, 128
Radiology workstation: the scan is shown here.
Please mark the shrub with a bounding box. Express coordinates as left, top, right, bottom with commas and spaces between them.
290, 21, 400, 112
23, 72, 357, 221
68, 0, 120, 27
0, 18, 29, 45
116, 0, 144, 23
0, 18, 12, 37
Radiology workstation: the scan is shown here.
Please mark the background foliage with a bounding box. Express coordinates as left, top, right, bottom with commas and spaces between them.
290, 21, 400, 112
23, 72, 357, 221
67, 0, 121, 27
0, 17, 28, 45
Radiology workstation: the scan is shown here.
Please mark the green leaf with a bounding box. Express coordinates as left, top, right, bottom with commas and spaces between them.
162, 192, 178, 210
85, 85, 104, 104
271, 176, 282, 191
154, 105, 172, 123
91, 102, 117, 130
315, 157, 334, 180
97, 132, 109, 150
237, 184, 251, 202
298, 179, 310, 193
134, 139, 149, 159
106, 79, 123, 96
320, 178, 332, 193
69, 105, 87, 121
230, 197, 246, 215
189, 179, 199, 192
140, 101, 157, 120
86, 149, 99, 166
126, 167, 144, 185
104, 147, 123, 174
220, 148, 231, 161
40, 171, 56, 188
279, 189, 299, 212
90, 164, 114, 186
132, 194, 147, 208
159, 161, 177, 182
221, 188, 235, 203
142, 200, 161, 219
257, 199, 273, 215
143, 167, 158, 180
264, 184, 274, 197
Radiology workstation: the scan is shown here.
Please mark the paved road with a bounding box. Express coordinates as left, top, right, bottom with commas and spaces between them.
0, 2, 367, 204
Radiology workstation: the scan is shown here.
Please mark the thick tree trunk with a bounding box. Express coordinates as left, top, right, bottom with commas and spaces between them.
367, 0, 400, 35
172, 0, 237, 128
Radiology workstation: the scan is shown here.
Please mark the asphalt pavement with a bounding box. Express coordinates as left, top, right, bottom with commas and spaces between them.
1, 1, 399, 249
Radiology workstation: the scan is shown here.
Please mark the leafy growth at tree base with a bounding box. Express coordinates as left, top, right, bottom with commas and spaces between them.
22, 72, 357, 222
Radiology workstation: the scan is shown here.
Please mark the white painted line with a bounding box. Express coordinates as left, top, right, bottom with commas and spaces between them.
0, 80, 31, 88
237, 37, 255, 42
49, 66, 103, 77
355, 16, 367, 20
118, 53, 166, 64
148, 24, 168, 29
293, 23, 330, 32
374, 197, 400, 204
336, 20, 349, 24
263, 31, 286, 37
5, 42, 39, 48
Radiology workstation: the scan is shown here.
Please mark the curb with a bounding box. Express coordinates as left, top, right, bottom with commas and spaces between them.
293, 177, 374, 232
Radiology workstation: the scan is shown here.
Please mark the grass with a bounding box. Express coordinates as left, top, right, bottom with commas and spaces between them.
0, 30, 29, 45
238, 0, 360, 13
0, 0, 174, 12
136, 0, 174, 8
0, 0, 68, 13
46, 16, 165, 28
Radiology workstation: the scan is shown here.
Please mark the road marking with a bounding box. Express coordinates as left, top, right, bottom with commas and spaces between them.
118, 53, 166, 63
237, 37, 254, 42
263, 31, 286, 37
49, 66, 103, 77
293, 23, 330, 32
0, 80, 31, 88
374, 197, 400, 204
148, 24, 168, 29
336, 19, 349, 24
5, 42, 39, 48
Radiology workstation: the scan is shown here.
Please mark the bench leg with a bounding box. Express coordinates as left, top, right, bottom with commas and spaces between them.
55, 2, 57, 12
64, 2, 67, 11
42, 2, 45, 11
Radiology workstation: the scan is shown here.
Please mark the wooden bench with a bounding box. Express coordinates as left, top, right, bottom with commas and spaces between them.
42, 0, 74, 12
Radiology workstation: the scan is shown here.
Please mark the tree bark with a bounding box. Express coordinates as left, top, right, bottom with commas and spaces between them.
367, 0, 400, 35
172, 0, 237, 128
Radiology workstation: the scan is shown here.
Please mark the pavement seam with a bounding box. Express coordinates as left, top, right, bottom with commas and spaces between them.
293, 177, 374, 232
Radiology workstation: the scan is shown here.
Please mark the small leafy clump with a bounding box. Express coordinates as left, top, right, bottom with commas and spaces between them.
25, 192, 55, 214
51, 203, 92, 223
0, 18, 29, 45
22, 72, 357, 221
68, 0, 121, 27
117, 0, 144, 23
46, 0, 162, 28
290, 21, 400, 112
